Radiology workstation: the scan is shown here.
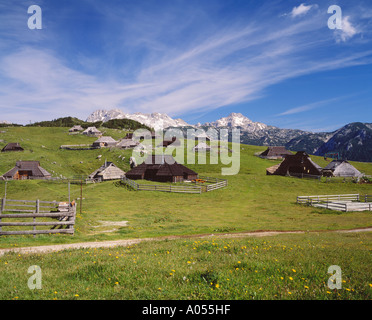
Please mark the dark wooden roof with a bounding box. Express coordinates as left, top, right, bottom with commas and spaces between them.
2, 161, 51, 178
267, 151, 322, 176
126, 155, 197, 179
1, 143, 24, 152
260, 146, 292, 157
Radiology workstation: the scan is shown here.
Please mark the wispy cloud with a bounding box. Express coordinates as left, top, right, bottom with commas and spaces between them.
277, 97, 345, 116
290, 3, 314, 18
0, 1, 371, 124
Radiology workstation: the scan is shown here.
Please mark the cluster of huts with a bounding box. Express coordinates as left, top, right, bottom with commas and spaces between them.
260, 146, 362, 178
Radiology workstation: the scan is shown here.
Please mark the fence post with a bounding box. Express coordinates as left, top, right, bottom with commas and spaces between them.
34, 199, 40, 237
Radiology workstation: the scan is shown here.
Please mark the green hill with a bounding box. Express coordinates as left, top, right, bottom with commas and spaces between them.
0, 126, 371, 249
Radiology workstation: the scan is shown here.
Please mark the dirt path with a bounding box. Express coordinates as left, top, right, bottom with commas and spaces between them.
0, 227, 371, 257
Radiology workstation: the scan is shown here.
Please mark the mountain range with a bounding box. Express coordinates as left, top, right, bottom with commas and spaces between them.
86, 109, 372, 162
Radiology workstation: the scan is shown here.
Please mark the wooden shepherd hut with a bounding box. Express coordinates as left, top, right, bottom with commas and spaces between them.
259, 146, 292, 159
1, 142, 24, 152
82, 126, 102, 137
322, 160, 362, 177
69, 125, 84, 132
92, 136, 117, 148
1, 161, 51, 180
116, 138, 139, 149
266, 151, 322, 177
88, 161, 125, 182
125, 155, 198, 183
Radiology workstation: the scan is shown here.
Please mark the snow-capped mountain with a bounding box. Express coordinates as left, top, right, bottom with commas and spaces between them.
85, 109, 372, 162
203, 113, 268, 132
0, 120, 10, 124
86, 109, 192, 130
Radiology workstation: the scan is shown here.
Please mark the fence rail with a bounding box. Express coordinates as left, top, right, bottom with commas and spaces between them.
297, 194, 372, 212
297, 194, 360, 204
121, 176, 227, 194
0, 198, 76, 236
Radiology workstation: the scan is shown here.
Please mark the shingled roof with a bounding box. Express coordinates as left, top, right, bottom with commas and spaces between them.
125, 155, 198, 182
259, 146, 292, 158
266, 151, 322, 176
2, 161, 51, 179
322, 160, 362, 177
1, 143, 24, 152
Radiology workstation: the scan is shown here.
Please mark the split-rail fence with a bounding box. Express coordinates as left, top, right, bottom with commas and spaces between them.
121, 176, 228, 194
0, 198, 77, 236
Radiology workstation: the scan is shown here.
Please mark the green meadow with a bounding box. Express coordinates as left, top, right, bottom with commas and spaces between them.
0, 232, 371, 300
0, 126, 371, 300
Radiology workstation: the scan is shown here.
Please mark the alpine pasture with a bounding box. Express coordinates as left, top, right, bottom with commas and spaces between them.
0, 126, 371, 300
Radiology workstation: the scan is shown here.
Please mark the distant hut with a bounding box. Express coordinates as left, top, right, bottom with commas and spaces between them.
195, 132, 211, 142
266, 151, 322, 177
1, 161, 51, 180
193, 142, 211, 152
69, 125, 84, 132
125, 155, 198, 183
322, 160, 362, 177
88, 162, 125, 182
157, 137, 181, 147
124, 133, 133, 139
92, 136, 117, 148
82, 126, 102, 137
116, 138, 139, 149
1, 142, 24, 152
259, 146, 292, 159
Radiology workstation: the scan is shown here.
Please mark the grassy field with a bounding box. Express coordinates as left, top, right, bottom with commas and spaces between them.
0, 232, 371, 300
0, 126, 371, 248
0, 126, 371, 300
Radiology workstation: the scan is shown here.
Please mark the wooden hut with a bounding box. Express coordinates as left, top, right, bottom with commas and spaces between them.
157, 137, 181, 147
195, 132, 212, 142
125, 155, 198, 183
322, 160, 362, 177
266, 151, 322, 177
116, 138, 139, 149
92, 136, 117, 148
193, 142, 211, 152
69, 125, 84, 132
82, 126, 102, 137
259, 146, 292, 159
88, 162, 125, 182
1, 161, 51, 180
1, 142, 24, 152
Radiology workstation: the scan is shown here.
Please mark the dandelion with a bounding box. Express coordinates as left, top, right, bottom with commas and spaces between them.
187, 261, 191, 264
215, 284, 220, 288
289, 277, 293, 281
304, 286, 309, 289
75, 294, 79, 297
369, 284, 372, 288
292, 269, 296, 273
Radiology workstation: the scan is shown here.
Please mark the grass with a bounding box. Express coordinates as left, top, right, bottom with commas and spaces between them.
0, 127, 371, 248
0, 126, 371, 300
0, 232, 371, 300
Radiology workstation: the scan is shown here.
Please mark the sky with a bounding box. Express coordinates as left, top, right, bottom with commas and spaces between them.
0, 0, 371, 132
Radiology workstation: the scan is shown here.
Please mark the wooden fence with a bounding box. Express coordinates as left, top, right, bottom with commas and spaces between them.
121, 176, 228, 194
60, 144, 99, 150
297, 194, 360, 204
296, 194, 372, 212
0, 198, 77, 236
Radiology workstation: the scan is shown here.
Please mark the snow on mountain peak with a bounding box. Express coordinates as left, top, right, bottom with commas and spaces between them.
86, 109, 192, 130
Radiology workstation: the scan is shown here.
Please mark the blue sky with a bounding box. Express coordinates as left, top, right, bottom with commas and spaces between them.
0, 0, 371, 132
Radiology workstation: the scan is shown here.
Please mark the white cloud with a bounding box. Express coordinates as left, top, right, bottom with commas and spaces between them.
337, 16, 358, 42
0, 4, 371, 124
290, 3, 313, 17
